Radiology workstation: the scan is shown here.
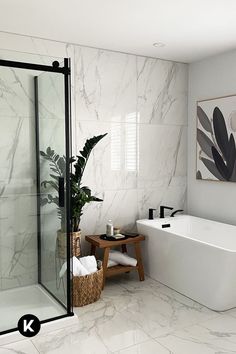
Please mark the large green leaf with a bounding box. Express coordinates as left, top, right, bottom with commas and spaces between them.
40, 133, 107, 232
73, 133, 108, 186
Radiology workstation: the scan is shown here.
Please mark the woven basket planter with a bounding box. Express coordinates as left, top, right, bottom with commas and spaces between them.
73, 262, 103, 307
57, 230, 81, 259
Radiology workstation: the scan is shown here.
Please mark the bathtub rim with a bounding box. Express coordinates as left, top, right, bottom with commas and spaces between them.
137, 215, 236, 253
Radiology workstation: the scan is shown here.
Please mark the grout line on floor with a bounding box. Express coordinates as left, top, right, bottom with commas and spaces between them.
30, 339, 40, 353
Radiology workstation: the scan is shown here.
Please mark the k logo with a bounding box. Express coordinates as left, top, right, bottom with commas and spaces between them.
18, 314, 41, 337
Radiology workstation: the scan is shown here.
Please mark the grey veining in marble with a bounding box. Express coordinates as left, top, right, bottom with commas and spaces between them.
0, 32, 187, 293
0, 36, 75, 291
74, 44, 188, 241
0, 339, 39, 354
26, 274, 236, 353
137, 57, 188, 126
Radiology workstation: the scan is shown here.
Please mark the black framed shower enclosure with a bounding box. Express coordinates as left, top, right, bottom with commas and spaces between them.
0, 57, 73, 336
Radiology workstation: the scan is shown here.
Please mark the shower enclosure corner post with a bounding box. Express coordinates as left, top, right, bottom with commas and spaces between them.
64, 58, 74, 315
34, 75, 41, 285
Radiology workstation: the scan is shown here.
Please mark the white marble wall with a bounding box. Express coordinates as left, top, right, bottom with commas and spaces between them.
0, 32, 188, 287
75, 46, 188, 239
0, 33, 75, 290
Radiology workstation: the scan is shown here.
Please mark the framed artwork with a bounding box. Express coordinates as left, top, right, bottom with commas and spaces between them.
196, 94, 236, 182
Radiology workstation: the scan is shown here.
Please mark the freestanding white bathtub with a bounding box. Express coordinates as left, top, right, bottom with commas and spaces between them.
137, 215, 236, 311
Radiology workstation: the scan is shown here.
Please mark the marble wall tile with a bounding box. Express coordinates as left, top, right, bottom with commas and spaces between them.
80, 188, 139, 238
137, 56, 188, 126
75, 45, 136, 123
74, 44, 188, 236
0, 31, 188, 293
77, 120, 138, 192
0, 65, 34, 118
37, 72, 65, 121
138, 124, 187, 188
0, 194, 37, 290
0, 116, 36, 197
0, 32, 76, 291
0, 32, 74, 61
138, 177, 187, 219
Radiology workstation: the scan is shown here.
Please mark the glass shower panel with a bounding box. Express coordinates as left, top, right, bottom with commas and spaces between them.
0, 65, 39, 333
0, 58, 72, 336
36, 69, 68, 308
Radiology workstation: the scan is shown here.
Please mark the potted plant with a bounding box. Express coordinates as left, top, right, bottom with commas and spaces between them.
40, 133, 107, 258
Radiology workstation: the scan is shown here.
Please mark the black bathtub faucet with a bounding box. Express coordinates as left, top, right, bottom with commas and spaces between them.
148, 208, 156, 220
159, 205, 173, 218
170, 209, 184, 217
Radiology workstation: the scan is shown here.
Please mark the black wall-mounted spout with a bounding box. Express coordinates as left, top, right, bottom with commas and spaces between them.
149, 208, 156, 220
170, 209, 184, 217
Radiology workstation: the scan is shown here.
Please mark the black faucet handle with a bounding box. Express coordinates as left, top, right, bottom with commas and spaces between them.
148, 208, 156, 220
161, 205, 174, 210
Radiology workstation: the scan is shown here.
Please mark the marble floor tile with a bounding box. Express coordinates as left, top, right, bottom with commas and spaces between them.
0, 339, 39, 354
73, 282, 131, 324
94, 312, 149, 352
156, 314, 236, 354
113, 339, 170, 354
32, 322, 111, 354
224, 307, 236, 319
3, 274, 235, 354
32, 312, 148, 354
114, 274, 220, 338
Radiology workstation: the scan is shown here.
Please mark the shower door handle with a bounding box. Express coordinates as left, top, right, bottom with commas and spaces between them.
58, 177, 65, 207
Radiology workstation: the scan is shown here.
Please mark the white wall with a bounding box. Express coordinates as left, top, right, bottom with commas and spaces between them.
188, 49, 236, 225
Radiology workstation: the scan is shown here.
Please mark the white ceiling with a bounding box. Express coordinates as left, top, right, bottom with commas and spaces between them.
1, 0, 236, 63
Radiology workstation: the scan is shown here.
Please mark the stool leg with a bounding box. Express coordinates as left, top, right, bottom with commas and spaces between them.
90, 244, 96, 256
102, 247, 110, 289
134, 242, 145, 281
121, 244, 127, 253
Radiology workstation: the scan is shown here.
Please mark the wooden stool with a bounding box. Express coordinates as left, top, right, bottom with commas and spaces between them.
85, 235, 145, 289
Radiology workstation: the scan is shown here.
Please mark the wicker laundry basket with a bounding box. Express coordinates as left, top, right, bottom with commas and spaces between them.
57, 230, 81, 259
73, 261, 103, 307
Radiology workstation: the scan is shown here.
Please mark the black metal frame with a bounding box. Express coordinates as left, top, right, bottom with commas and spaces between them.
64, 58, 73, 315
0, 59, 70, 74
0, 58, 73, 337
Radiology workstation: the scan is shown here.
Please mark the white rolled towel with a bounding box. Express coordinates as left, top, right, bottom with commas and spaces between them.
79, 255, 97, 274
107, 259, 118, 268
109, 250, 137, 267
59, 256, 89, 278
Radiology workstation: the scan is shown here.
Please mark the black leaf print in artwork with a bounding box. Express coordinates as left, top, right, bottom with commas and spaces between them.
197, 106, 213, 133
196, 170, 202, 179
211, 146, 229, 180
197, 105, 236, 181
201, 157, 225, 181
197, 128, 214, 159
213, 107, 230, 161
